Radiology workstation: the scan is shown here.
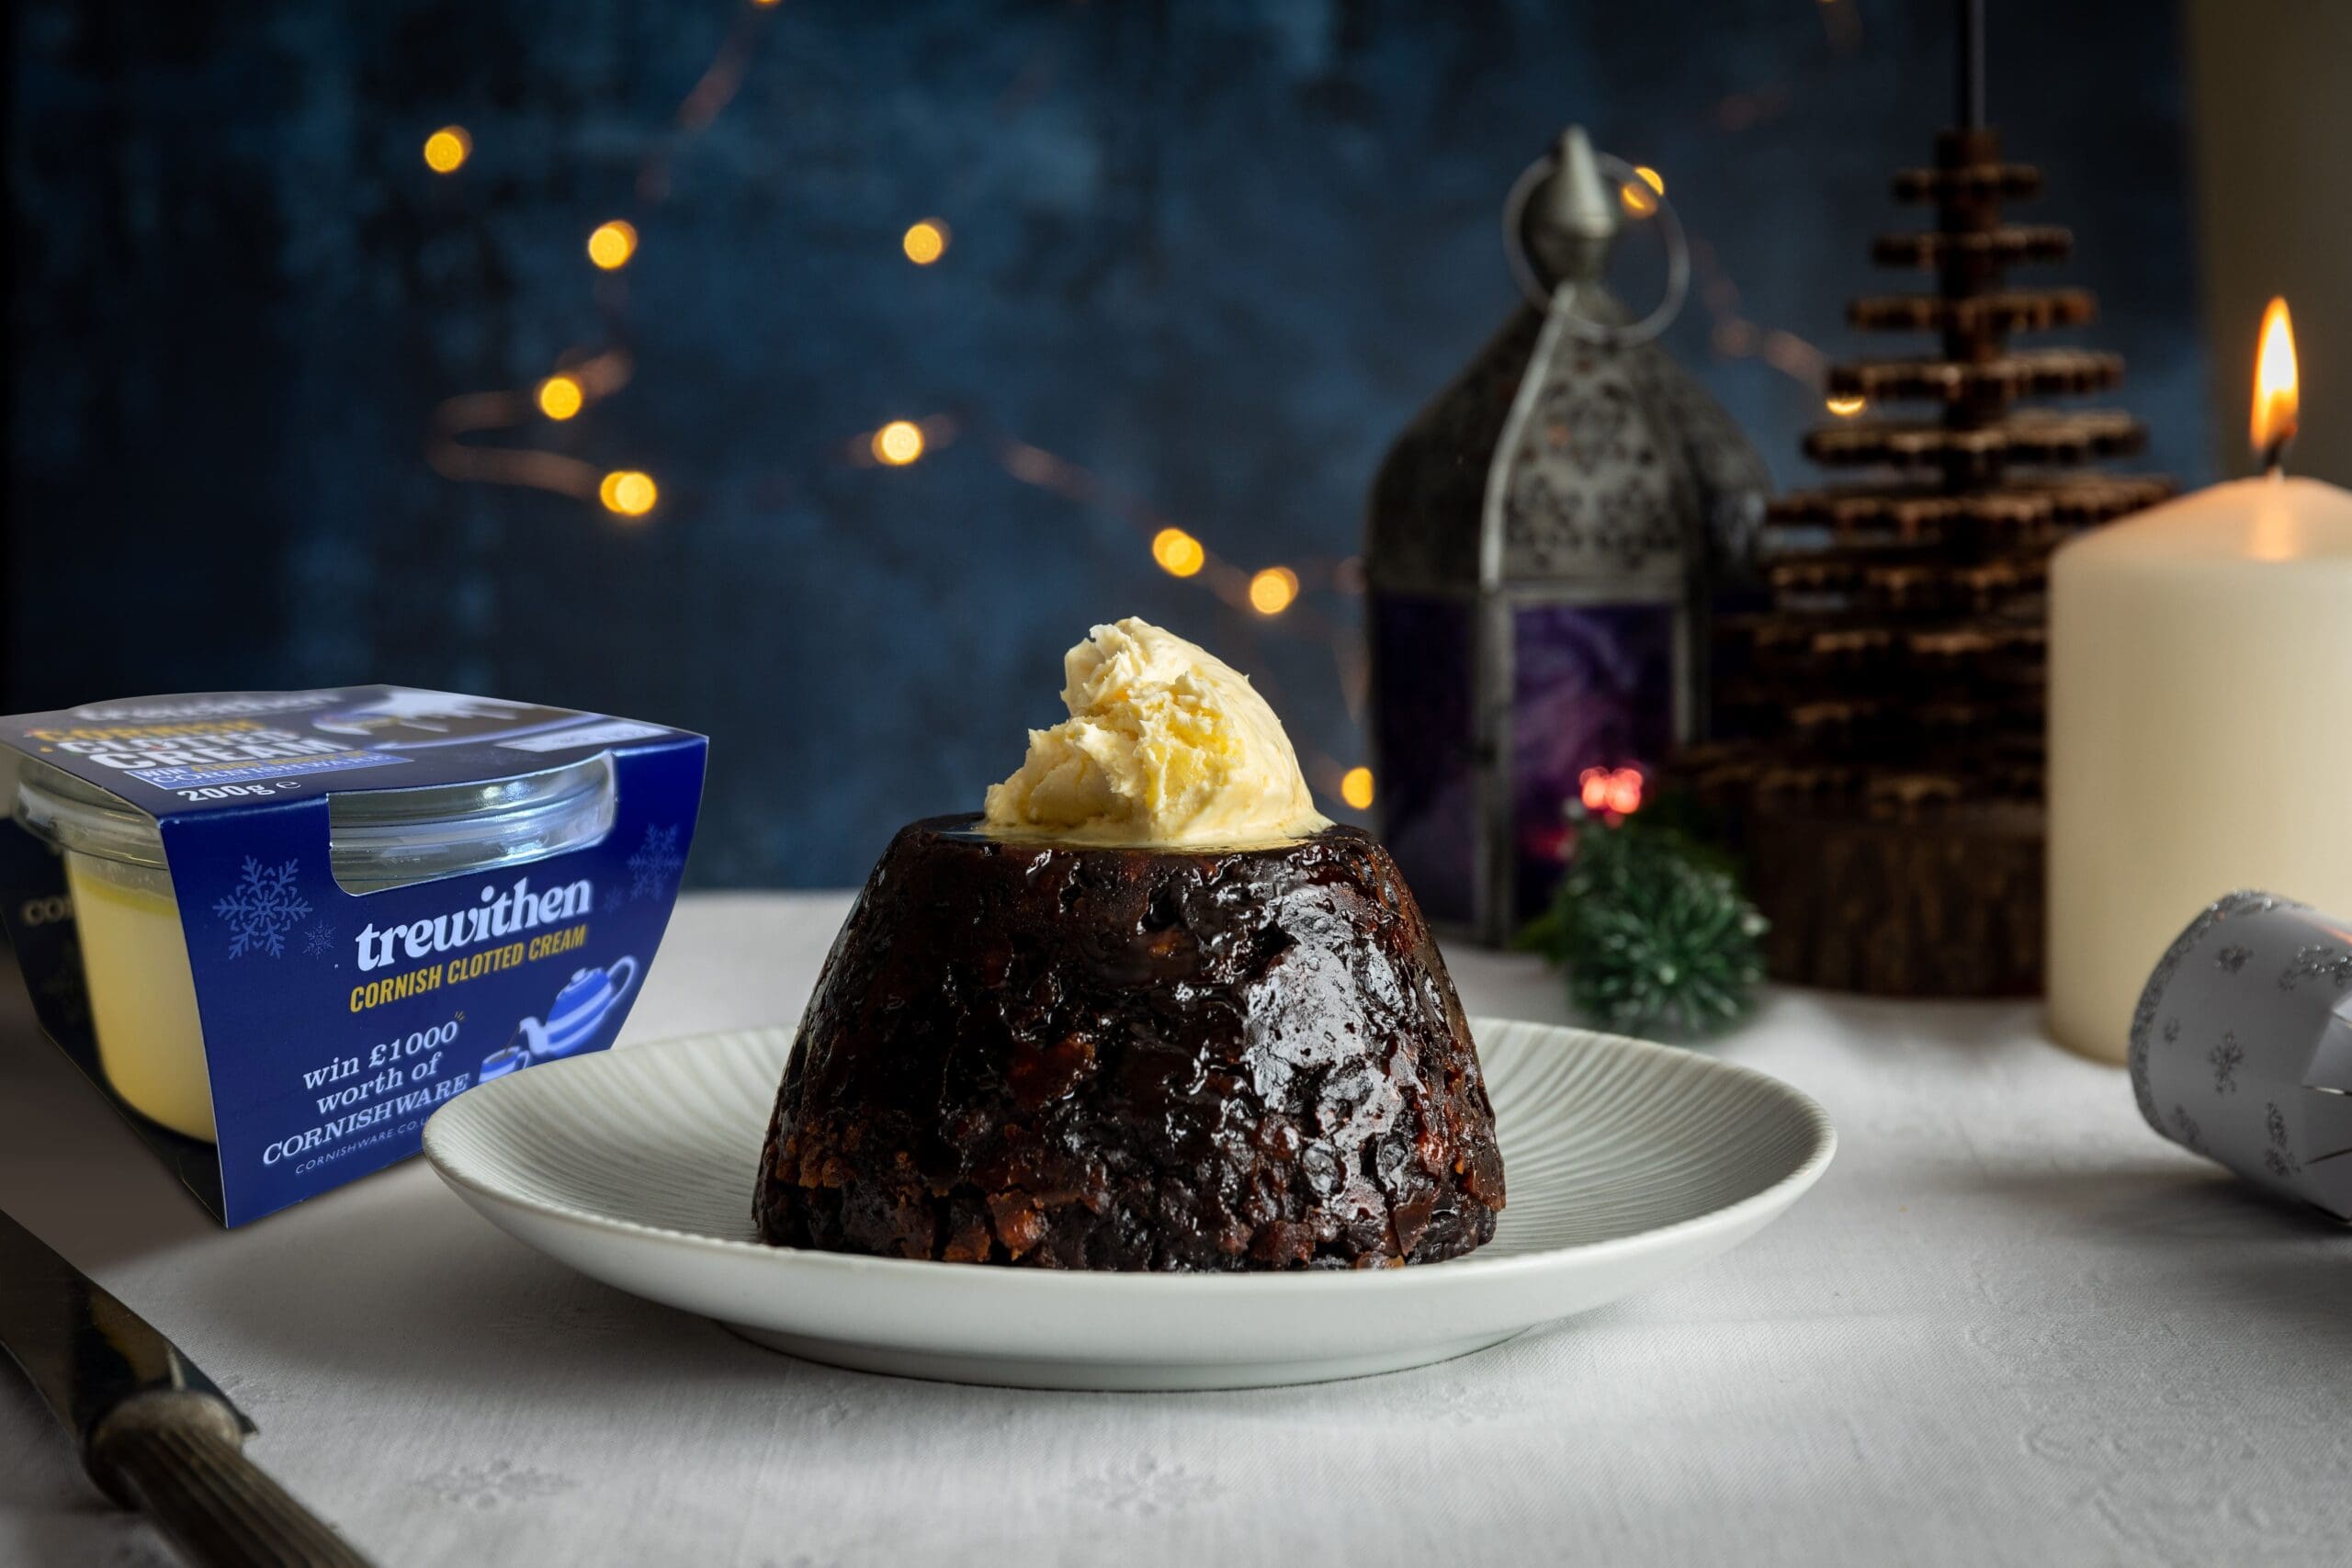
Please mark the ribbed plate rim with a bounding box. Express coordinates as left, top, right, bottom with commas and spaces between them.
424, 1016, 1835, 1295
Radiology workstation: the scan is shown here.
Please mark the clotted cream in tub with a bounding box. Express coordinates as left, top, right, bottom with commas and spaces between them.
0, 689, 707, 1224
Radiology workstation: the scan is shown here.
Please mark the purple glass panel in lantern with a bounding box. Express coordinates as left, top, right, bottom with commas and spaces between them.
1370, 592, 1478, 929
1511, 601, 1676, 923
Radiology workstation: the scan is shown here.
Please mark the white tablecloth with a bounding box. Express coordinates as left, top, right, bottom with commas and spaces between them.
3, 893, 2346, 1568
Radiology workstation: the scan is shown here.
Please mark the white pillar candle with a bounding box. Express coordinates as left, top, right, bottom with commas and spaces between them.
2048, 301, 2352, 1062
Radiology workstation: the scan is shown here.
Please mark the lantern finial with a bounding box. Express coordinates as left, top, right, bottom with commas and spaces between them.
1521, 126, 1618, 289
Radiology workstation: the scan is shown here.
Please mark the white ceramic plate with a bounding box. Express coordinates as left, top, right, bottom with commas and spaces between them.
423, 1018, 1834, 1390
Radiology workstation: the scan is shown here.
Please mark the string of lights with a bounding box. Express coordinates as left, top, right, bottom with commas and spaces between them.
420, 5, 775, 520
418, 2, 1864, 816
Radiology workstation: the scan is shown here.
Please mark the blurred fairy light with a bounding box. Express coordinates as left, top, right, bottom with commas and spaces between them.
537, 375, 585, 421
424, 13, 773, 524
1248, 567, 1299, 616
1619, 164, 1664, 218
901, 220, 949, 265
1340, 767, 1375, 810
587, 220, 639, 271
423, 127, 471, 175
1578, 765, 1645, 818
1825, 393, 1866, 417
872, 421, 926, 466
599, 470, 659, 517
1150, 527, 1204, 578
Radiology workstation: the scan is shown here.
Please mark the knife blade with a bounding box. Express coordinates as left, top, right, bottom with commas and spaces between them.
0, 1208, 377, 1567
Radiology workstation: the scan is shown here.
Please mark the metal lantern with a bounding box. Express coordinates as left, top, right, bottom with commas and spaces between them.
1365, 127, 1770, 945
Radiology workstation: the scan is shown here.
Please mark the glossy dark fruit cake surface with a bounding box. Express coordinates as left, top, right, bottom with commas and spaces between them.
754, 817, 1506, 1270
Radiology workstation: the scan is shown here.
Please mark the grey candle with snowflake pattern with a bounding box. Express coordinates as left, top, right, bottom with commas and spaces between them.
2128, 890, 2352, 1221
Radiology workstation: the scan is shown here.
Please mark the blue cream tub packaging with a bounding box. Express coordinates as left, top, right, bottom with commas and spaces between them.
0, 688, 707, 1224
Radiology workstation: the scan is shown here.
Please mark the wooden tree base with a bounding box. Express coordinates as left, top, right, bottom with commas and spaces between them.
1742, 801, 2044, 997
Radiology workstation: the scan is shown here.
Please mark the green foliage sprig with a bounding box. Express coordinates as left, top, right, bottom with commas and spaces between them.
1515, 805, 1767, 1038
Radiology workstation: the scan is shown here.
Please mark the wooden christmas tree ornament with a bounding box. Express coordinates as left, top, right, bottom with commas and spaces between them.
1684, 4, 2172, 996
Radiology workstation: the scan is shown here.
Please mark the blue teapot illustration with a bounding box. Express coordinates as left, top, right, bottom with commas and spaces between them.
514, 955, 639, 1062
477, 1042, 531, 1082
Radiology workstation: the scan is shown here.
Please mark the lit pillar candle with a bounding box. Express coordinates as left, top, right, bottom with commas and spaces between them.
2049, 299, 2352, 1061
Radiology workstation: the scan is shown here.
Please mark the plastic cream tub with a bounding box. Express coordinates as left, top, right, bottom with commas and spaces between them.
14, 756, 616, 1142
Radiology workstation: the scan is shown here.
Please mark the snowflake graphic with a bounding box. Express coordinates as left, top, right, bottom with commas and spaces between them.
599, 883, 631, 918
1394, 1379, 1503, 1428
2161, 1016, 2181, 1045
2208, 1032, 2245, 1095
626, 823, 685, 901
413, 1459, 578, 1511
2264, 1146, 2302, 1179
2171, 1104, 2205, 1156
2215, 944, 2253, 975
300, 919, 337, 959
1072, 1454, 1222, 1517
2278, 943, 2352, 993
2266, 1101, 2291, 1149
213, 858, 312, 959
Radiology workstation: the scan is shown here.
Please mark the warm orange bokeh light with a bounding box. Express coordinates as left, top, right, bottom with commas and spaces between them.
1151, 527, 1204, 578
1825, 394, 1866, 417
423, 127, 471, 174
1340, 767, 1375, 810
1619, 165, 1665, 217
587, 220, 639, 271
871, 421, 925, 466
1248, 567, 1299, 615
901, 220, 949, 265
599, 470, 658, 517
2252, 296, 2298, 459
537, 375, 584, 421
1578, 766, 1645, 817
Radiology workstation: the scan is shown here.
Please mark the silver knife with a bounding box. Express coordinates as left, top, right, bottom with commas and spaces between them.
0, 1207, 378, 1567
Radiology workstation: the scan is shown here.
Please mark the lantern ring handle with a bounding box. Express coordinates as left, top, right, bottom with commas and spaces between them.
1500, 149, 1690, 347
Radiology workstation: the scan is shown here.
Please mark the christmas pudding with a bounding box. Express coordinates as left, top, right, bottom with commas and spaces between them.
754, 619, 1505, 1269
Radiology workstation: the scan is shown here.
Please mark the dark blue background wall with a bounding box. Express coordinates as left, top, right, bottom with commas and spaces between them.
6, 0, 2210, 886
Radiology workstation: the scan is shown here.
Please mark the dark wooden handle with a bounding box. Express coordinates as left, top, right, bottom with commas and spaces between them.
88, 1393, 378, 1568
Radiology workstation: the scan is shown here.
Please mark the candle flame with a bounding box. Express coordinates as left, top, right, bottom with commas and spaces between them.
2251, 297, 2298, 463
